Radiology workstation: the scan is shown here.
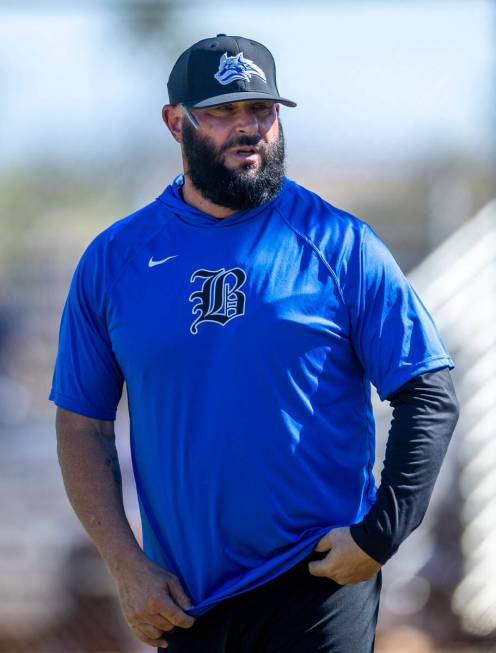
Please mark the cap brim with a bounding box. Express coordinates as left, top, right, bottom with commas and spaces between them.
185, 92, 297, 108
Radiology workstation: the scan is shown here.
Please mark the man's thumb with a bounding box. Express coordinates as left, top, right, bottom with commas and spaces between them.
168, 578, 194, 611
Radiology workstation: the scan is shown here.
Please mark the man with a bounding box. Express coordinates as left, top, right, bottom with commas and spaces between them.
50, 35, 459, 652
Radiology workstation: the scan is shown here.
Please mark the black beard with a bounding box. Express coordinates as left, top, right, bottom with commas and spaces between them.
181, 117, 286, 212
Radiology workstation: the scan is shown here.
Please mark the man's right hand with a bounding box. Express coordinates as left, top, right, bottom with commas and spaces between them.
114, 554, 196, 649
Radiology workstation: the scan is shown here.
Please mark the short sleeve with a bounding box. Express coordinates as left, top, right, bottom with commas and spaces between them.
349, 225, 453, 401
49, 246, 124, 420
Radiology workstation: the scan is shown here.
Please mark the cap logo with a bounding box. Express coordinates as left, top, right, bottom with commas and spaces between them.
214, 52, 267, 86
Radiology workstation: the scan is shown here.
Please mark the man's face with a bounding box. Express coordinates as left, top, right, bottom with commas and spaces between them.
181, 100, 286, 211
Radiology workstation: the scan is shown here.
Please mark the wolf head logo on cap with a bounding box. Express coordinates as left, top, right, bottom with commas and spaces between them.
214, 52, 267, 86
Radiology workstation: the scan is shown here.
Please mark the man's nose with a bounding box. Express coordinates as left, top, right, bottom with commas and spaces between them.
234, 106, 260, 132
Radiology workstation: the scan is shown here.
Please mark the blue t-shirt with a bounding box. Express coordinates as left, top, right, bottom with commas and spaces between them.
50, 176, 453, 616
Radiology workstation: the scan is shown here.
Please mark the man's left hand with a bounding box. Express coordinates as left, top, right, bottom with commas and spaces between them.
308, 527, 381, 585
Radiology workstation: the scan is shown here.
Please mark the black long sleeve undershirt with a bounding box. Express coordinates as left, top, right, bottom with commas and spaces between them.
349, 367, 459, 565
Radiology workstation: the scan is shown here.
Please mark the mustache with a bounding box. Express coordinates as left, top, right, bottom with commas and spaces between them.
221, 134, 264, 153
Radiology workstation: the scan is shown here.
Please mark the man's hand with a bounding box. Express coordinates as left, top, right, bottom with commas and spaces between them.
115, 554, 196, 649
308, 527, 381, 585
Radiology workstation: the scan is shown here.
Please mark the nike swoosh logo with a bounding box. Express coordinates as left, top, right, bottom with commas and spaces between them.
148, 255, 178, 268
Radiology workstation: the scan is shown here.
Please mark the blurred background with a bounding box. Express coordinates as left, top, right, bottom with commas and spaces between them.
0, 0, 495, 651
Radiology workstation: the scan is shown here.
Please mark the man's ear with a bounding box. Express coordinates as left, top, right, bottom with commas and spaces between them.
162, 104, 183, 143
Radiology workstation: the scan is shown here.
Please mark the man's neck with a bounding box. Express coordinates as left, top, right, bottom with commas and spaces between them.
181, 174, 235, 219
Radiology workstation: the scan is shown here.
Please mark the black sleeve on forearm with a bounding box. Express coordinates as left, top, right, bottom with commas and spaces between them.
349, 367, 459, 565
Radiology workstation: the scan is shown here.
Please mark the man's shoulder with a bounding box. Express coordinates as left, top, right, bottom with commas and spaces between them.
87, 199, 164, 257
78, 197, 167, 271
280, 178, 369, 262
73, 198, 166, 291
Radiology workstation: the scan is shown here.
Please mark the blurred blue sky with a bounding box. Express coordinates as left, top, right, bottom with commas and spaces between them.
0, 0, 494, 168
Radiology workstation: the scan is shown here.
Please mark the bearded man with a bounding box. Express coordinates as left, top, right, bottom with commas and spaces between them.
50, 34, 459, 653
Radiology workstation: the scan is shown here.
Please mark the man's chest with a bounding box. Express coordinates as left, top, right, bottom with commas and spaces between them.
106, 228, 351, 378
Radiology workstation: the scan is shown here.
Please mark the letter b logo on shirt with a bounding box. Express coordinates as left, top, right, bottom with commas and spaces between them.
189, 267, 247, 334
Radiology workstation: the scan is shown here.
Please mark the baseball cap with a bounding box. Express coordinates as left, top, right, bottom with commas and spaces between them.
167, 34, 297, 109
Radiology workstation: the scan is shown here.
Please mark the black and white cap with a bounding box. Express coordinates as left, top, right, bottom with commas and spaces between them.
167, 34, 297, 109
